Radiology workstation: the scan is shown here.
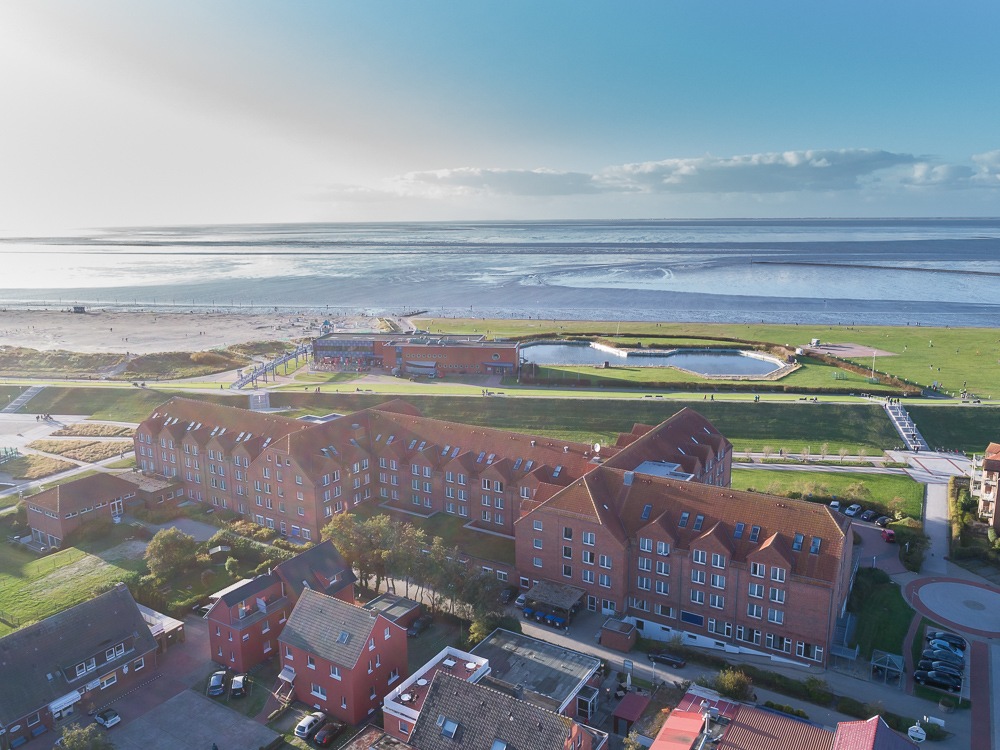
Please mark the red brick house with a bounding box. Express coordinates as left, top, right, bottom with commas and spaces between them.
972, 441, 999, 530
207, 540, 356, 672
277, 590, 408, 726
26, 473, 139, 549
0, 583, 158, 749
515, 466, 852, 667
312, 333, 519, 377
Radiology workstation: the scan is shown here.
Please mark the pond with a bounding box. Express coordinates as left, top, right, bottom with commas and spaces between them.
520, 343, 783, 376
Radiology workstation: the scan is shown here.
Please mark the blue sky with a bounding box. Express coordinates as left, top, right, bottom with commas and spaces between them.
1, 1, 998, 229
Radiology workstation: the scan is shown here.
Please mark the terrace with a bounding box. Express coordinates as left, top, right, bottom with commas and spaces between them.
383, 646, 489, 729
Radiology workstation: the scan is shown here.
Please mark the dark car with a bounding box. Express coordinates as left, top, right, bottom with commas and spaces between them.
875, 516, 891, 527
407, 615, 433, 638
927, 639, 964, 659
499, 587, 514, 604
208, 670, 227, 696
920, 649, 963, 667
312, 720, 346, 747
859, 510, 878, 522
230, 673, 248, 698
914, 670, 961, 692
926, 631, 966, 650
647, 651, 686, 668
916, 661, 963, 679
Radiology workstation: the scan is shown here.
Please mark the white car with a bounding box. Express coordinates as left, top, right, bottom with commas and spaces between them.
514, 593, 526, 608
829, 500, 840, 512
294, 711, 326, 739
844, 504, 862, 517
95, 709, 121, 728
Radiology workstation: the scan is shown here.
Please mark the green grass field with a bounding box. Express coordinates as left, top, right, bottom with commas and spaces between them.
418, 318, 1000, 398
731, 469, 925, 520
847, 568, 915, 659
906, 405, 1000, 453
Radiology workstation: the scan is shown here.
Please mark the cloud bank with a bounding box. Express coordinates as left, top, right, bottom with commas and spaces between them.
327, 148, 1000, 203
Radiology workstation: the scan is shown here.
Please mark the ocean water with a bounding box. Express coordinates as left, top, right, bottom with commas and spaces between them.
1, 218, 999, 326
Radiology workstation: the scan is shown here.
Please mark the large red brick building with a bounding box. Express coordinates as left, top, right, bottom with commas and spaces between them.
312, 333, 519, 377
135, 398, 852, 664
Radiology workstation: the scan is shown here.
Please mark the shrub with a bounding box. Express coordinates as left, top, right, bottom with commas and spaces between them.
804, 676, 833, 704
763, 701, 808, 719
713, 668, 754, 701
835, 696, 868, 718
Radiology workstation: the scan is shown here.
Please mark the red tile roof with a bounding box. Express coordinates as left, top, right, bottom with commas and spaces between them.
31, 473, 138, 514
831, 716, 919, 750
718, 705, 834, 750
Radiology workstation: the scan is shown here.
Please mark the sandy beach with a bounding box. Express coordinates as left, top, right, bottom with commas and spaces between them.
0, 309, 381, 355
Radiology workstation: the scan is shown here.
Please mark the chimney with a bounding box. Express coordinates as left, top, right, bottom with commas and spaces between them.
563, 446, 569, 453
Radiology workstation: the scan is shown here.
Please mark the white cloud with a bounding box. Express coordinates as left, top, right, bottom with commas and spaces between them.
386, 167, 604, 198
972, 150, 1000, 185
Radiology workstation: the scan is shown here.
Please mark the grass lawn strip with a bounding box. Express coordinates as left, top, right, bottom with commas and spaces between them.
27, 439, 130, 462
2, 454, 77, 481
730, 469, 924, 521
847, 568, 914, 659
51, 423, 135, 438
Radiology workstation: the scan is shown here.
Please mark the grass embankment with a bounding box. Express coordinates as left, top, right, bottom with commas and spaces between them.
2, 455, 77, 481
731, 470, 925, 521
274, 393, 900, 454
0, 348, 124, 378
420, 318, 1000, 398
123, 350, 251, 380
847, 568, 914, 659
27, 439, 128, 463
908, 405, 1000, 454
351, 502, 515, 565
51, 423, 135, 437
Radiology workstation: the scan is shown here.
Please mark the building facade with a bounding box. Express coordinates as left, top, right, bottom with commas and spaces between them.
971, 442, 999, 530
277, 589, 408, 726
312, 333, 519, 377
26, 473, 139, 549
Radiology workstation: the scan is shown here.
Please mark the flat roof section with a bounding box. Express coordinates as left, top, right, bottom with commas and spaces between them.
525, 579, 586, 613
363, 593, 421, 622
471, 628, 600, 713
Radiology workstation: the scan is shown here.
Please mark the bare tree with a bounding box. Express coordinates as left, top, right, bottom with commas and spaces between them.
801, 445, 811, 463
820, 442, 829, 461
762, 445, 774, 461
857, 447, 868, 464
838, 447, 849, 463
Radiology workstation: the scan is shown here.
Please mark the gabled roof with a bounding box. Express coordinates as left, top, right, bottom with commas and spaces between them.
832, 716, 919, 750
0, 583, 157, 725
30, 473, 137, 514
718, 704, 834, 750
529, 467, 848, 583
605, 408, 731, 475
274, 540, 356, 599
278, 589, 382, 668
217, 573, 282, 607
408, 672, 583, 750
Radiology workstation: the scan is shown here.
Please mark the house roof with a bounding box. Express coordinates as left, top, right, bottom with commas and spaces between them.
216, 573, 282, 607
614, 692, 650, 723
831, 716, 919, 750
274, 540, 356, 598
408, 671, 585, 750
470, 628, 600, 713
605, 408, 731, 475
278, 589, 382, 668
0, 583, 157, 725
718, 705, 834, 750
528, 466, 848, 583
30, 473, 138, 514
650, 710, 705, 750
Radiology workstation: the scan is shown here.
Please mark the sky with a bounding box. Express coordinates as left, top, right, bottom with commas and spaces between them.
1, 1, 999, 229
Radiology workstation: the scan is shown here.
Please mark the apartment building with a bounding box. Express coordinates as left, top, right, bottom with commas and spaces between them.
312, 333, 519, 377
971, 441, 999, 530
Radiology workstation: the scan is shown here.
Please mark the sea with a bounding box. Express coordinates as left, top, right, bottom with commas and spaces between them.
1, 218, 999, 327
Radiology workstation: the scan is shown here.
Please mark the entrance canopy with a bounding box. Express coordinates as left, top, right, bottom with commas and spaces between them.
523, 580, 585, 621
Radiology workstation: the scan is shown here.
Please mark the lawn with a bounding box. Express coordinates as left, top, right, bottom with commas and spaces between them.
27, 439, 127, 462
731, 469, 925, 521
350, 503, 515, 566
0, 541, 145, 637
405, 616, 464, 673
2, 454, 77, 481
847, 568, 915, 659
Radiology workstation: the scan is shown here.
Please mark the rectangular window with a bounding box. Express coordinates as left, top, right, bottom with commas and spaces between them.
711, 573, 726, 589
749, 583, 764, 598
563, 545, 572, 559
563, 564, 573, 578
691, 569, 705, 584
563, 527, 573, 540
747, 603, 763, 619
533, 557, 543, 568
711, 553, 726, 569
599, 573, 611, 588
771, 567, 786, 583
582, 569, 595, 584
638, 557, 651, 571
692, 549, 706, 564
582, 550, 595, 565
693, 514, 704, 531
678, 512, 689, 527
690, 589, 705, 605
638, 537, 652, 553
330, 665, 341, 680
656, 560, 670, 576
768, 608, 784, 625
533, 538, 543, 549
533, 519, 543, 531
710, 593, 724, 609
750, 562, 765, 578
770, 588, 786, 604
599, 554, 611, 569
810, 537, 821, 554
792, 533, 804, 552
100, 673, 117, 689
655, 580, 669, 595
657, 541, 670, 556
655, 603, 674, 618
637, 575, 651, 590
311, 683, 327, 699
583, 531, 595, 546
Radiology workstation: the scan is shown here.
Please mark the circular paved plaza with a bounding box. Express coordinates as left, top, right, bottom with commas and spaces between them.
909, 578, 1000, 637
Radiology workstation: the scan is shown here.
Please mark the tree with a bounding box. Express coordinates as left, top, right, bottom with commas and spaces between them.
225, 556, 240, 578
820, 442, 829, 460
145, 527, 198, 580
57, 723, 115, 750
801, 445, 811, 463
761, 445, 774, 460
838, 447, 849, 463
857, 447, 868, 463
713, 668, 754, 701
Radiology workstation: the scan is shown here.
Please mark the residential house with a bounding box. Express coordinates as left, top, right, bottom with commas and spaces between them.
278, 589, 408, 726
0, 583, 158, 749
206, 539, 356, 672
971, 442, 1000, 530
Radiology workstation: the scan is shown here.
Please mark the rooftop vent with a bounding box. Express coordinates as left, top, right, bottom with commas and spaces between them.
530, 440, 536, 447
563, 446, 569, 453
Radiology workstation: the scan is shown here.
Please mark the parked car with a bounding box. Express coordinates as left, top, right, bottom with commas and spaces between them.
875, 516, 892, 527
844, 504, 863, 517
514, 593, 527, 608
230, 673, 248, 698
312, 720, 346, 747
192, 602, 213, 618
881, 529, 896, 543
829, 500, 841, 512
859, 510, 878, 522
917, 660, 963, 679
499, 587, 514, 604
407, 615, 434, 638
921, 649, 963, 667
914, 670, 961, 692
926, 631, 966, 650
928, 639, 964, 659
294, 712, 327, 739
647, 651, 687, 668
95, 709, 121, 729
208, 670, 228, 696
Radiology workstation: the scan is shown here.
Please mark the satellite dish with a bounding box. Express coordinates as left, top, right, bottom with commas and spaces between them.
907, 724, 926, 743
593, 443, 601, 454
